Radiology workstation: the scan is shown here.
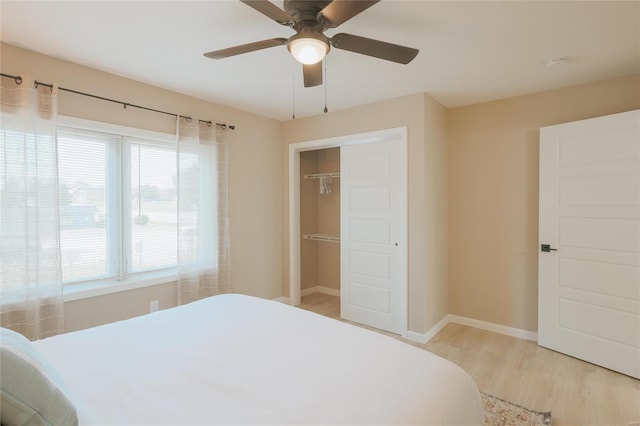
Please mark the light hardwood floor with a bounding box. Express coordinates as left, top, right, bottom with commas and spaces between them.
299, 292, 640, 426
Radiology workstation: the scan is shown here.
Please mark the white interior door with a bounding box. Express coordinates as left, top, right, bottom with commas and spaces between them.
538, 109, 640, 379
340, 138, 407, 335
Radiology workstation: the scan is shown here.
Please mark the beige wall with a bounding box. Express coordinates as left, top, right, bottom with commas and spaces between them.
448, 74, 640, 333
422, 94, 450, 329
1, 43, 283, 331
282, 93, 449, 334
65, 283, 177, 332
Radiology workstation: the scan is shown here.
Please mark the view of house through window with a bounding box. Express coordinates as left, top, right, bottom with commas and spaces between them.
57, 126, 178, 285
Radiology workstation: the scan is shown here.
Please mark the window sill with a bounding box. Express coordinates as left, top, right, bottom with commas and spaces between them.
63, 270, 178, 302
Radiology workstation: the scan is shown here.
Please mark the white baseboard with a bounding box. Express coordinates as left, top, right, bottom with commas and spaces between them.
274, 294, 538, 344
406, 330, 428, 344
447, 314, 538, 342
406, 315, 449, 344
424, 315, 450, 343
273, 285, 339, 305
300, 286, 340, 297
406, 314, 538, 344
300, 287, 315, 297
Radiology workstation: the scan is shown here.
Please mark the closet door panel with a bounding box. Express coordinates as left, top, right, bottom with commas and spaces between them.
349, 218, 391, 244
341, 137, 407, 335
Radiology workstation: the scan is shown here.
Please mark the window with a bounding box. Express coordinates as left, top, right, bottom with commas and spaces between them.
57, 125, 178, 285
129, 143, 177, 272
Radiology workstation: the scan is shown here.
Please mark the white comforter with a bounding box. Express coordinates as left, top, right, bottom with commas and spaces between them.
35, 294, 483, 425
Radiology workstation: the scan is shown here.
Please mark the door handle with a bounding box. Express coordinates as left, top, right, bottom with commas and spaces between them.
541, 244, 557, 252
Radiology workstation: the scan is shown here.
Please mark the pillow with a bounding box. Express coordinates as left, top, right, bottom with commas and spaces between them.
0, 327, 78, 426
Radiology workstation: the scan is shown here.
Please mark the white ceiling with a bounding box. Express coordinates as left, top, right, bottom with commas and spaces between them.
1, 1, 638, 121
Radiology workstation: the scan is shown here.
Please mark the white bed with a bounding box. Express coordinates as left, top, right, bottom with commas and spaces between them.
29, 294, 482, 425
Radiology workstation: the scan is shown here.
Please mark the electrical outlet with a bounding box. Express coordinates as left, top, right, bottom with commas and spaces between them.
149, 300, 159, 313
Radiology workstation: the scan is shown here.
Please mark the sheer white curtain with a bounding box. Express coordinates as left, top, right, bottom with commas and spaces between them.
176, 117, 231, 304
0, 76, 64, 340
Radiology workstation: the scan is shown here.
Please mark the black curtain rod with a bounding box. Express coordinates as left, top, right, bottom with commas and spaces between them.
0, 72, 235, 130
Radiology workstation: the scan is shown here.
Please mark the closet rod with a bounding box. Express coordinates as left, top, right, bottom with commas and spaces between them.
304, 172, 340, 179
304, 234, 340, 243
0, 72, 235, 130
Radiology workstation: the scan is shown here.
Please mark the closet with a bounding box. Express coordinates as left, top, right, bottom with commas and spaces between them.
300, 148, 340, 297
290, 127, 408, 336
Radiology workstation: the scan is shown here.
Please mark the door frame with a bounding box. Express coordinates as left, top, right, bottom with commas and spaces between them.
288, 126, 408, 334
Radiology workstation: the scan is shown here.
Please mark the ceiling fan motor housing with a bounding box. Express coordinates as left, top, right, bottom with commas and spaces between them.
284, 0, 332, 26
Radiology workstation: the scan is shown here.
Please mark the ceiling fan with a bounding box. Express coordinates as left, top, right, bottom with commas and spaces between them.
204, 0, 419, 87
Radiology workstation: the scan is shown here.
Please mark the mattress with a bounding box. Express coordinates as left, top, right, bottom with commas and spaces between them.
34, 294, 483, 425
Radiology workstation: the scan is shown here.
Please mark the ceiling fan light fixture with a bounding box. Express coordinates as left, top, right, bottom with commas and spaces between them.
288, 35, 329, 65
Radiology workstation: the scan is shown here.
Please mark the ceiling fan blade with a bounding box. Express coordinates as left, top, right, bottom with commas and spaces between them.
331, 33, 418, 64
204, 38, 288, 59
318, 0, 380, 28
240, 0, 294, 25
303, 62, 323, 87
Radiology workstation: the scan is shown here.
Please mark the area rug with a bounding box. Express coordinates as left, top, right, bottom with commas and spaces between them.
482, 392, 552, 426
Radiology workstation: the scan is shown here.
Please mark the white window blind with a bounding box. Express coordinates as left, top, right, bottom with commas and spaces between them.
57, 128, 120, 283
57, 126, 178, 285
129, 142, 177, 273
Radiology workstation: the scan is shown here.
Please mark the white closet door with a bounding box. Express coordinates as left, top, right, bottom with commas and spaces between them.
340, 138, 407, 335
538, 109, 640, 379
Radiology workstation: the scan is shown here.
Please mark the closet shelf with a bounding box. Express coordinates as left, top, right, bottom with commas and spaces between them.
303, 172, 340, 179
303, 234, 340, 243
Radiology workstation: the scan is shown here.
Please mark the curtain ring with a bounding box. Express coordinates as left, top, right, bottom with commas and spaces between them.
207, 121, 213, 127
33, 80, 53, 92
15, 76, 22, 85
219, 123, 226, 130
186, 116, 192, 123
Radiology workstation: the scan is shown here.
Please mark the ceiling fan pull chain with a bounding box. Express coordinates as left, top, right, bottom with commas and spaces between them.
323, 57, 328, 114
292, 63, 296, 119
